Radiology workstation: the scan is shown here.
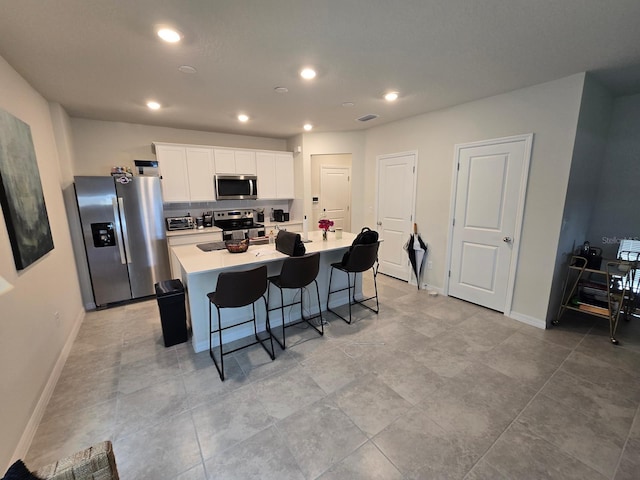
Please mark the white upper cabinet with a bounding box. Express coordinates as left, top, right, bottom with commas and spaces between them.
186, 147, 215, 201
275, 153, 295, 199
155, 143, 216, 202
214, 149, 256, 175
256, 151, 294, 199
256, 152, 277, 199
156, 144, 190, 202
155, 142, 292, 202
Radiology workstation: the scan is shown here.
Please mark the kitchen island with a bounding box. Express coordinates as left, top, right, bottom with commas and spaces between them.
171, 230, 358, 352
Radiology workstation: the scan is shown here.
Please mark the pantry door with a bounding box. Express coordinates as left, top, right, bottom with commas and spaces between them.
447, 135, 532, 313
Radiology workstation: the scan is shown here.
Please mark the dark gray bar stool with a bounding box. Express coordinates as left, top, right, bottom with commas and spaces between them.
327, 242, 380, 324
267, 252, 323, 349
208, 265, 274, 381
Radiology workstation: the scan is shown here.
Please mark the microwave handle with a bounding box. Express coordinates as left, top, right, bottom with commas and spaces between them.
250, 178, 256, 197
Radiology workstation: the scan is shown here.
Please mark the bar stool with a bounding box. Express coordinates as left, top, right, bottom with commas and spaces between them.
208, 265, 274, 381
327, 242, 380, 324
267, 252, 323, 349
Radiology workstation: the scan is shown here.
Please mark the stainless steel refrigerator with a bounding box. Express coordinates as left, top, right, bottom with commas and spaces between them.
75, 176, 170, 307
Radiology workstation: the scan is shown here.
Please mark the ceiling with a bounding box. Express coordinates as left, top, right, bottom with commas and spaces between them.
1, 0, 640, 139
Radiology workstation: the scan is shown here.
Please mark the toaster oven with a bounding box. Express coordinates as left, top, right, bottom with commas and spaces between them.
165, 216, 194, 231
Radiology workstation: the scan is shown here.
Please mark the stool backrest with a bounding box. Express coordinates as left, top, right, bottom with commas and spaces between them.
278, 252, 320, 288
214, 265, 267, 308
343, 242, 380, 273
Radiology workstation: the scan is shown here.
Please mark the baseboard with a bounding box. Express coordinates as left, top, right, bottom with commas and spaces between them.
509, 311, 547, 329
11, 308, 85, 463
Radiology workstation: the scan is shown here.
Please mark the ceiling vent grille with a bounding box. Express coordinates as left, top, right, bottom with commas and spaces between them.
357, 114, 379, 122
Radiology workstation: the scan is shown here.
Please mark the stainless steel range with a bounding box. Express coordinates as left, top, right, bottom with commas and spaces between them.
214, 209, 265, 240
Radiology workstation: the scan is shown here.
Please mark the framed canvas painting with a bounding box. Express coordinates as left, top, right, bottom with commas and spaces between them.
0, 108, 54, 270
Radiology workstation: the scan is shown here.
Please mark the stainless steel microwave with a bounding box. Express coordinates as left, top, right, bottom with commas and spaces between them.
214, 174, 258, 200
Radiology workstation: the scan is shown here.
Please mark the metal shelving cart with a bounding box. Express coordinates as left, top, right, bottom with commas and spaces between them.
553, 255, 635, 344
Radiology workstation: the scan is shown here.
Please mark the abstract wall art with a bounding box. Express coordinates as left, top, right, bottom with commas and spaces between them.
0, 108, 54, 270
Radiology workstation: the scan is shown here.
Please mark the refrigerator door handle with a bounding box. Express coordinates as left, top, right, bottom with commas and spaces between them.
118, 197, 133, 264
112, 197, 127, 264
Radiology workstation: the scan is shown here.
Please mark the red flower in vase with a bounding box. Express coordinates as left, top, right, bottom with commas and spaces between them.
318, 218, 334, 231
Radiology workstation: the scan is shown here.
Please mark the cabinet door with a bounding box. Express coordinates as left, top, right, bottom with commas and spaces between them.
156, 145, 189, 202
256, 152, 277, 199
235, 150, 256, 175
275, 152, 295, 198
214, 149, 235, 174
186, 147, 215, 201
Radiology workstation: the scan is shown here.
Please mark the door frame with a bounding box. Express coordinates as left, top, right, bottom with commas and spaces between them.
375, 150, 419, 282
444, 134, 533, 316
320, 164, 352, 232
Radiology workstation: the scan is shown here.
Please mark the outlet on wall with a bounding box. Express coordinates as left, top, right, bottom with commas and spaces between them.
54, 311, 60, 324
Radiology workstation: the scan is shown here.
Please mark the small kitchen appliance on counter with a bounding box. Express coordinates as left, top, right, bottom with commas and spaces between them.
166, 216, 194, 231
273, 209, 285, 222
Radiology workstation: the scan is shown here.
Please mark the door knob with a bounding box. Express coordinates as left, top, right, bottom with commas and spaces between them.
503, 236, 512, 243
377, 221, 382, 226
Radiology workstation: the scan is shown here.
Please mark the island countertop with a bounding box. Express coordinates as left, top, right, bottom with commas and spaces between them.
170, 230, 359, 352
172, 230, 357, 276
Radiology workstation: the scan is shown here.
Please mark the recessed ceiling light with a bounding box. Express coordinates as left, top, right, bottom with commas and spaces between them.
146, 101, 161, 110
342, 102, 355, 108
178, 65, 197, 74
157, 27, 182, 43
303, 124, 313, 131
238, 114, 249, 122
274, 86, 289, 93
384, 91, 399, 101
300, 68, 316, 80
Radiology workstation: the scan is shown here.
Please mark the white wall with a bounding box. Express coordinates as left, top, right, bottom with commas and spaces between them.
548, 75, 613, 320
587, 93, 640, 258
70, 118, 287, 176
0, 56, 84, 469
363, 74, 586, 324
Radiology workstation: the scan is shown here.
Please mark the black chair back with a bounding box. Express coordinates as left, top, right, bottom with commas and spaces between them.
343, 242, 380, 273
214, 265, 267, 308
278, 252, 320, 289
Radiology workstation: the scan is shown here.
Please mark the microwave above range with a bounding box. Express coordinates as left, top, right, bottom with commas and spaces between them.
215, 174, 257, 200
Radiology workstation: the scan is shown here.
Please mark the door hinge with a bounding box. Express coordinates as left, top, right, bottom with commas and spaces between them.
348, 175, 350, 182
457, 162, 460, 171
452, 218, 455, 226
347, 205, 350, 211
448, 270, 451, 277
413, 166, 415, 173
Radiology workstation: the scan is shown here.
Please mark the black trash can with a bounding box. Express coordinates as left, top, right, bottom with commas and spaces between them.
155, 279, 188, 347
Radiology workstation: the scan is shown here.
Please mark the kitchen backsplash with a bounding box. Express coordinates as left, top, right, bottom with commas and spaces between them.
163, 199, 299, 222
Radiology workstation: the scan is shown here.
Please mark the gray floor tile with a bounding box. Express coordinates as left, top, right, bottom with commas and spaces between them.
373, 407, 476, 479
251, 365, 325, 420
481, 421, 607, 480
331, 373, 412, 437
117, 348, 181, 395
316, 441, 403, 480
182, 353, 249, 409
176, 463, 207, 480
277, 398, 367, 479
192, 385, 275, 461
205, 426, 304, 480
541, 369, 637, 438
114, 376, 190, 438
516, 393, 626, 477
300, 344, 365, 394
114, 411, 201, 480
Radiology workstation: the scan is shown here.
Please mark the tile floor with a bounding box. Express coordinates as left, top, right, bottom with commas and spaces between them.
26, 274, 640, 479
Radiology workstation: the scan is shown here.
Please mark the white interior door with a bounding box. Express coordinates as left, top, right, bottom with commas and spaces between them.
320, 166, 351, 232
448, 135, 532, 312
376, 153, 417, 281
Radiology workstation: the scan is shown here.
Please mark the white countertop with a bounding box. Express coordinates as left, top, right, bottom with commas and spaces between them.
166, 226, 222, 237
172, 230, 355, 275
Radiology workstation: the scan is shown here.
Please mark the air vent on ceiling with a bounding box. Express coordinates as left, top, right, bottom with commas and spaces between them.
357, 114, 379, 122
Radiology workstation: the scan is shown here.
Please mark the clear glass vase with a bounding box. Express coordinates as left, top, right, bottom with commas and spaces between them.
322, 230, 327, 240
